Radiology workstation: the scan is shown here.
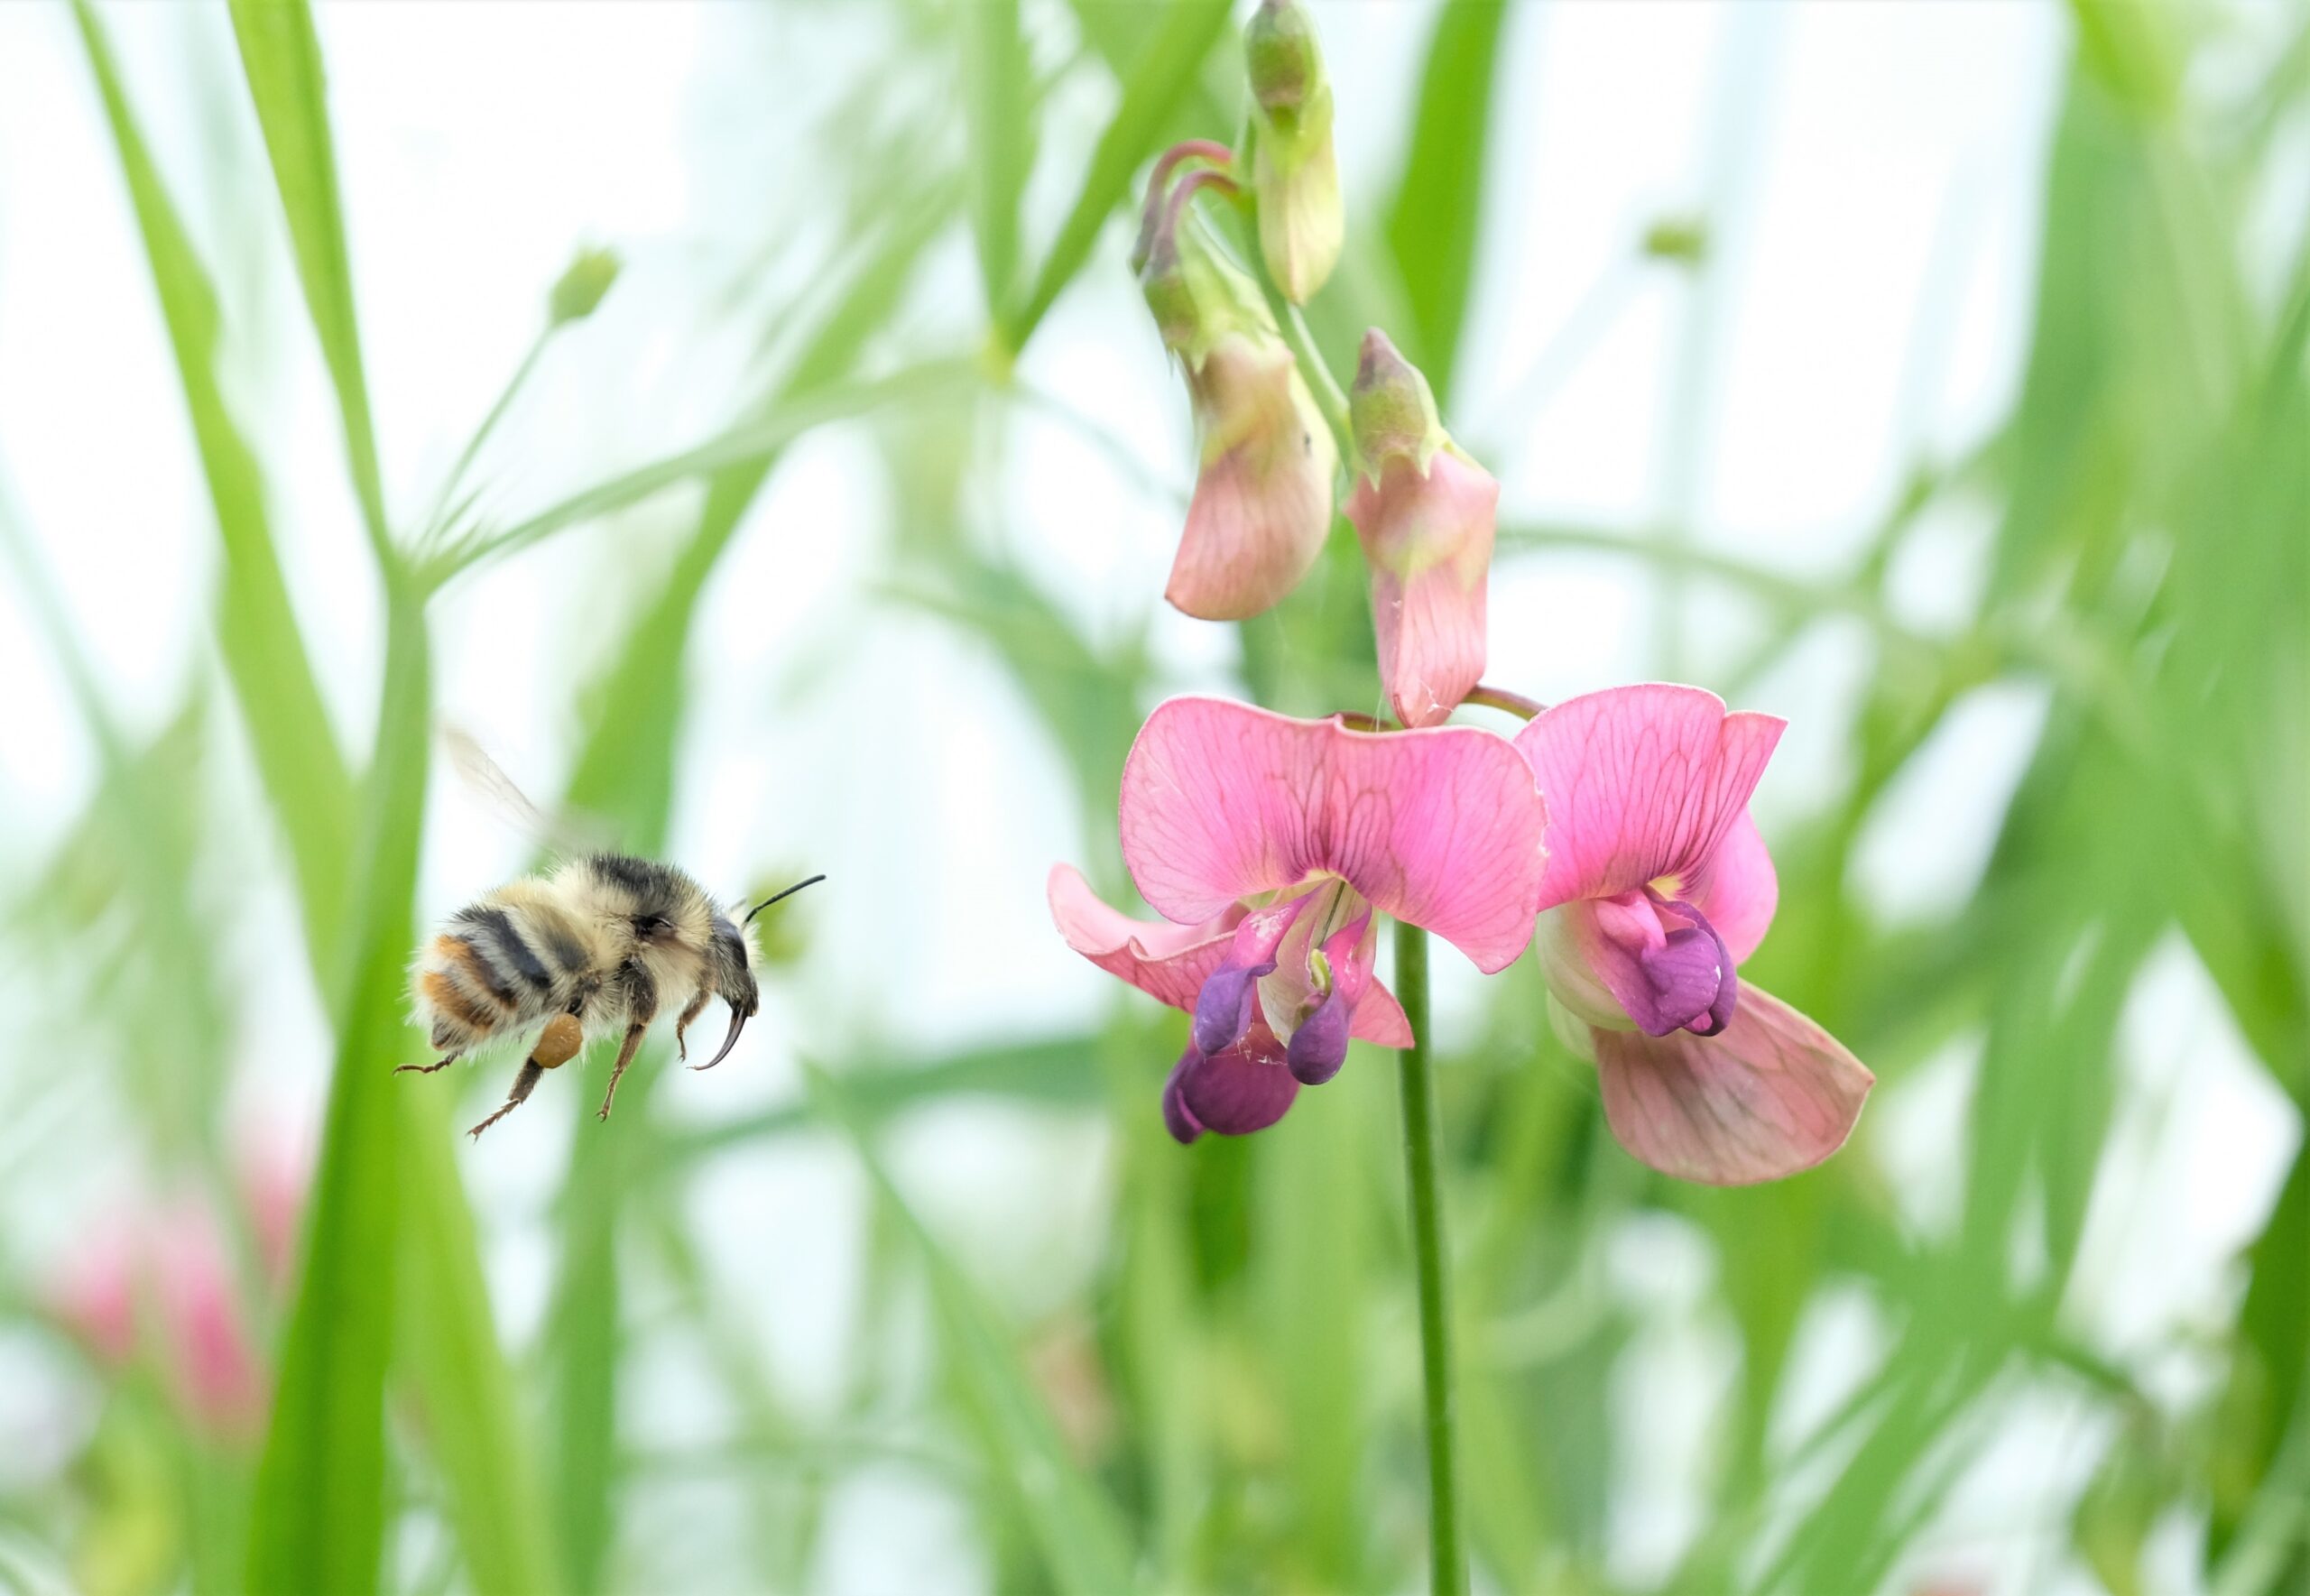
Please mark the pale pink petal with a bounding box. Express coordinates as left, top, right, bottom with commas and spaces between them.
1048, 863, 1241, 1012
1121, 697, 1548, 973
1592, 985, 1873, 1185
1686, 809, 1777, 964
1347, 449, 1497, 728
1167, 338, 1336, 622
1354, 982, 1414, 1047
1513, 685, 1784, 911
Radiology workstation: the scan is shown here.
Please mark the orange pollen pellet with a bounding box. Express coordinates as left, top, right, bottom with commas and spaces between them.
531, 1013, 584, 1070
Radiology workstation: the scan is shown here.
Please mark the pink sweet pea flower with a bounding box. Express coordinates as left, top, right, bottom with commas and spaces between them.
1344, 331, 1497, 728
1053, 696, 1548, 1140
1170, 333, 1337, 620
1515, 684, 1873, 1184
1135, 156, 1339, 623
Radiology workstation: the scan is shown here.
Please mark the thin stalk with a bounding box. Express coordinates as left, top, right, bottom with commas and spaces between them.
416, 323, 552, 552
1393, 918, 1465, 1594
1463, 684, 1547, 721
1274, 292, 1352, 455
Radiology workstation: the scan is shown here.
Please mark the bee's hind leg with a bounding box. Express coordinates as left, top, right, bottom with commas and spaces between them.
469, 1061, 543, 1139
596, 1022, 650, 1122
468, 1015, 587, 1140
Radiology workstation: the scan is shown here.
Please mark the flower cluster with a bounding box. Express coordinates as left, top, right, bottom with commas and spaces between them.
1052, 0, 1871, 1186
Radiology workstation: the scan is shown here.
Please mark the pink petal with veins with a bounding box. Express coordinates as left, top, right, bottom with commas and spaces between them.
1591, 985, 1873, 1185
1166, 337, 1337, 622
1049, 863, 1239, 1011
1685, 809, 1778, 964
1050, 863, 1410, 1046
1346, 448, 1497, 729
1120, 697, 1548, 973
1513, 684, 1783, 913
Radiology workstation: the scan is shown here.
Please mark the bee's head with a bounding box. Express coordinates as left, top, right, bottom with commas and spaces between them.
693, 875, 822, 1071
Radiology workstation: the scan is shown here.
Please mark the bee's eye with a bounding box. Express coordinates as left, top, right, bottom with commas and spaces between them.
633, 914, 670, 938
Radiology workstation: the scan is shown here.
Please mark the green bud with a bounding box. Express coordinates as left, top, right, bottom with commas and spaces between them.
1641, 216, 1709, 266
548, 246, 621, 326
1348, 328, 1447, 479
1244, 0, 1319, 125
1244, 0, 1341, 303
1138, 198, 1275, 371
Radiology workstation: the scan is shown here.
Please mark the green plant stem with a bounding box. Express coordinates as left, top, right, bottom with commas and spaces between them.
1261, 272, 1353, 456
416, 323, 551, 550
1393, 918, 1465, 1595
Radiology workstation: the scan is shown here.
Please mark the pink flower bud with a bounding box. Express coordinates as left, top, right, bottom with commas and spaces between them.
1344, 330, 1495, 728
1171, 333, 1338, 620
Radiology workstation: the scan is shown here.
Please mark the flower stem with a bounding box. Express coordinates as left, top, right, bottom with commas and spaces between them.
1464, 683, 1548, 721
1392, 917, 1465, 1594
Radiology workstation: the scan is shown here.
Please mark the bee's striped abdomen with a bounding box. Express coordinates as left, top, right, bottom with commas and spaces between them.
455, 905, 559, 1001
418, 934, 510, 1046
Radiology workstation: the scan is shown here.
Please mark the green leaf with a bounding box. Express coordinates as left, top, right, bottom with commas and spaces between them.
226, 0, 393, 556
245, 595, 430, 1595
427, 357, 979, 584
1382, 0, 1511, 403
397, 1103, 561, 1596
962, 0, 1036, 315
809, 1065, 1141, 1594
1002, 0, 1233, 353
72, 0, 356, 966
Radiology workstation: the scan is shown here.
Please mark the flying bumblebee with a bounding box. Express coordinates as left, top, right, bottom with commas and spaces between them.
400, 733, 822, 1138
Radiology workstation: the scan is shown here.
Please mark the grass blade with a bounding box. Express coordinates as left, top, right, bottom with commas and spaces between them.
226, 0, 393, 556
245, 593, 429, 1594
962, 0, 1035, 315
1001, 0, 1232, 354
72, 0, 356, 964
1383, 0, 1512, 401
809, 1065, 1141, 1594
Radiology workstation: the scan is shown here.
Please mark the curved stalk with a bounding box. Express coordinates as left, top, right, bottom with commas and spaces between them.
1393, 918, 1465, 1593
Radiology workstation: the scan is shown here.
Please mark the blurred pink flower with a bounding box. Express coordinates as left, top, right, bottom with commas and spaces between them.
1052, 696, 1548, 1139
46, 1132, 306, 1443
150, 1205, 264, 1441
48, 1211, 139, 1370
1514, 684, 1873, 1184
1344, 331, 1496, 728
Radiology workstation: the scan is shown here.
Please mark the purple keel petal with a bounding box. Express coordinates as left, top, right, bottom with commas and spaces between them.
1172, 1021, 1298, 1138
1631, 923, 1730, 1038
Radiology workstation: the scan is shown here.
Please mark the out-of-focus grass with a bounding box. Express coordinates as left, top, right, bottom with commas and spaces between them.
2, 0, 2302, 1591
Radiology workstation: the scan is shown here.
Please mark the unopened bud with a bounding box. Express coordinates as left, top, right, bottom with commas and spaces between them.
548, 246, 621, 326
1343, 328, 1495, 728
1245, 0, 1319, 120
1244, 0, 1341, 303
1348, 329, 1446, 477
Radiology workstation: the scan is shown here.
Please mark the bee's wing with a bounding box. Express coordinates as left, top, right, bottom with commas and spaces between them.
444, 727, 617, 858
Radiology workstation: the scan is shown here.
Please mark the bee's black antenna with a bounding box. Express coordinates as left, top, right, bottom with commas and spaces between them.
744, 874, 827, 924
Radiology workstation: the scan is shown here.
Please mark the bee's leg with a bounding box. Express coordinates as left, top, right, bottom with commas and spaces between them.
469, 1061, 544, 1139
395, 1052, 459, 1075
596, 1024, 649, 1121
671, 989, 711, 1061
596, 963, 660, 1122
468, 1015, 586, 1139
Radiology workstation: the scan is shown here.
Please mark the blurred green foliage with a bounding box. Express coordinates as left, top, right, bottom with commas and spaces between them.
2, 0, 2304, 1592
